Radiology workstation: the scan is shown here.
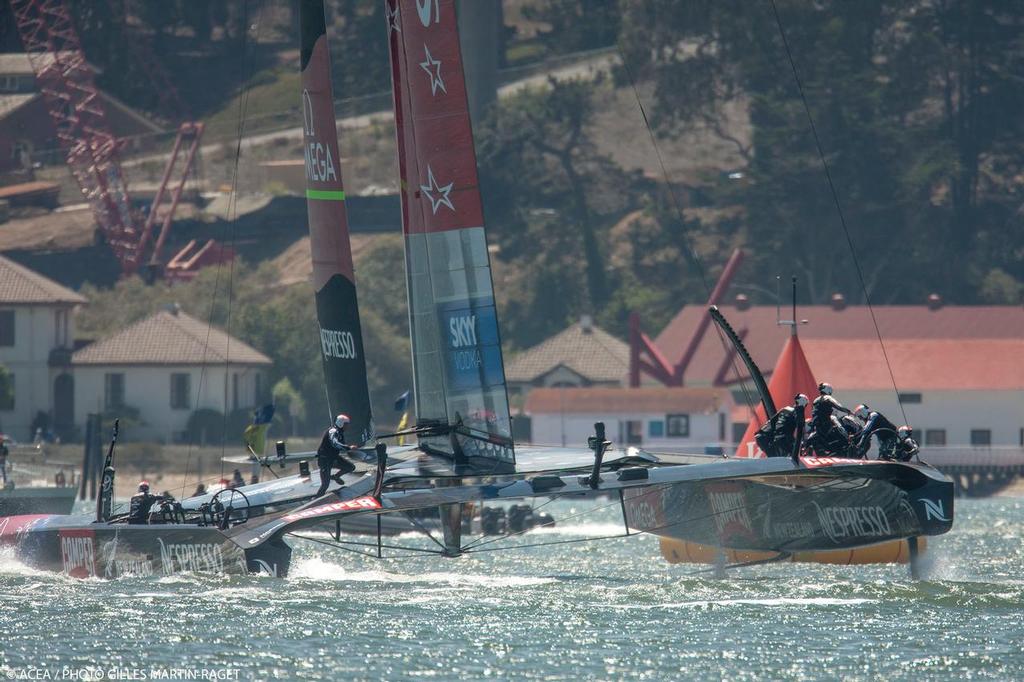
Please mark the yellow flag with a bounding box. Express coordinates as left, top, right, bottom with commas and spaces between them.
243, 423, 269, 456
397, 411, 409, 446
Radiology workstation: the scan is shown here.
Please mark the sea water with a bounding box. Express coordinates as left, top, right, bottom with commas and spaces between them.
1, 497, 1022, 680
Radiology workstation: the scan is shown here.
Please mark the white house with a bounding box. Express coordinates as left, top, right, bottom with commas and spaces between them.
0, 254, 86, 440
506, 316, 629, 399
524, 386, 732, 452
71, 307, 272, 443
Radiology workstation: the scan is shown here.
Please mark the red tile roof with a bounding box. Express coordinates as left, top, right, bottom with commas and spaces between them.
72, 309, 271, 366
525, 386, 729, 415
0, 254, 87, 305
802, 338, 1024, 390
654, 304, 1024, 386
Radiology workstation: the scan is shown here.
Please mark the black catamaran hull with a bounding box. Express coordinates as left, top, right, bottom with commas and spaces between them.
0, 515, 292, 578
623, 459, 953, 553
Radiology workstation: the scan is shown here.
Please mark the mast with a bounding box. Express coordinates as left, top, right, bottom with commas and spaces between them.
300, 0, 374, 444
385, 0, 514, 471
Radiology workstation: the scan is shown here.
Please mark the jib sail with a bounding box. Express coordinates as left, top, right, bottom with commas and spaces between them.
300, 0, 373, 444
386, 0, 514, 468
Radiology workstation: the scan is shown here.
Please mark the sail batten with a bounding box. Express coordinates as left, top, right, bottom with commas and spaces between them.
387, 0, 513, 467
300, 0, 374, 444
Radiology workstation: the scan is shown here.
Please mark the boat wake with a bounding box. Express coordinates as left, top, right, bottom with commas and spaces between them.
0, 545, 47, 577
288, 557, 558, 588
605, 597, 877, 610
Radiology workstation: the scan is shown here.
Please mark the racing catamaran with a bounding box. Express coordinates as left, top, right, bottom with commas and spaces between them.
0, 0, 954, 579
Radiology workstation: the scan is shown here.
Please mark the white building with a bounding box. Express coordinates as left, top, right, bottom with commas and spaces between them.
0, 254, 86, 440
525, 386, 732, 452
506, 316, 629, 398
802, 338, 1024, 448
648, 300, 1024, 446
71, 307, 272, 443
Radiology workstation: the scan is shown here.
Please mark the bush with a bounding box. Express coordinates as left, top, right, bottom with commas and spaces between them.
184, 408, 224, 446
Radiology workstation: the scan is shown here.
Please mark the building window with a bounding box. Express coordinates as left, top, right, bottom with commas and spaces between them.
104, 373, 125, 410
666, 414, 690, 438
924, 429, 946, 446
649, 420, 664, 438
0, 310, 14, 347
0, 372, 14, 410
898, 392, 922, 404
970, 429, 992, 447
54, 309, 69, 347
626, 420, 643, 445
170, 373, 191, 410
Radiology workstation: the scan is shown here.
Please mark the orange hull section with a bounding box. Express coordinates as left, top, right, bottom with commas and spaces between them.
659, 536, 925, 565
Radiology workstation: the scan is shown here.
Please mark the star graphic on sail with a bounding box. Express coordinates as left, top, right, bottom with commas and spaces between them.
419, 44, 446, 96
386, 3, 400, 35
419, 165, 454, 214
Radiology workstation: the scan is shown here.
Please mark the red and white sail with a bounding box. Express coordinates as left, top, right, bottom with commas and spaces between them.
386, 0, 513, 467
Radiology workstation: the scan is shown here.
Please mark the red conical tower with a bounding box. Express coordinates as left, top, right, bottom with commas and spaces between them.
734, 333, 819, 458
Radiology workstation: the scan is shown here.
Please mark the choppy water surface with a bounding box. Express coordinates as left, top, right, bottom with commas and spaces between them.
2, 497, 1022, 680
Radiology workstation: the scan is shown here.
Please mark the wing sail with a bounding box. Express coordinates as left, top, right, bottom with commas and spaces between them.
300, 0, 374, 444
386, 0, 513, 468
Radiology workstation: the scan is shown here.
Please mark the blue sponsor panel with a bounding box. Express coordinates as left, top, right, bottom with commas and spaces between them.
438, 297, 505, 391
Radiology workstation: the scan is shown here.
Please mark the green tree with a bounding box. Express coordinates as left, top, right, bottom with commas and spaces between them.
618, 0, 1024, 304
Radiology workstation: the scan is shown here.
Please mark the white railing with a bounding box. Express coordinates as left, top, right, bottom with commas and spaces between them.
919, 446, 1024, 469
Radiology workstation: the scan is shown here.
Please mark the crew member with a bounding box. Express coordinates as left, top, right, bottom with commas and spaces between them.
0, 438, 8, 486
890, 425, 920, 462
756, 394, 809, 459
230, 469, 245, 489
807, 382, 853, 456
315, 414, 358, 497
855, 405, 899, 459
127, 481, 168, 525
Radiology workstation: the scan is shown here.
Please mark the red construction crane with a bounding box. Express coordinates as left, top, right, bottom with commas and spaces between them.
9, 0, 229, 280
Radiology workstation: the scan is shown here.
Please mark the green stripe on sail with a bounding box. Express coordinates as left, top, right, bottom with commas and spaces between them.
305, 189, 346, 201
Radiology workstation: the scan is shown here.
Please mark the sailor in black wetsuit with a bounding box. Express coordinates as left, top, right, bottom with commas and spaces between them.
807, 382, 853, 456
855, 405, 899, 459
890, 425, 920, 462
756, 394, 809, 459
127, 481, 168, 525
315, 414, 358, 497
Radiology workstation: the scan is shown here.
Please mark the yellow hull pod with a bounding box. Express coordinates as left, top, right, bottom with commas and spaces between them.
658, 536, 926, 565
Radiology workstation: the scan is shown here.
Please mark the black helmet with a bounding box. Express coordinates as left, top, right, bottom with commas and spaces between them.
818, 382, 833, 396
898, 425, 913, 439
138, 481, 150, 493
794, 394, 809, 407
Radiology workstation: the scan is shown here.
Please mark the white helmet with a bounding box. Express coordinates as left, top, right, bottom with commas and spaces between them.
794, 394, 809, 407
854, 404, 871, 420
818, 382, 833, 396
898, 425, 912, 439
335, 413, 351, 429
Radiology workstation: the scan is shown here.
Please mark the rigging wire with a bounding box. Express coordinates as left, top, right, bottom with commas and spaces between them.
181, 0, 265, 497
220, 0, 264, 477
614, 42, 762, 423
767, 0, 909, 425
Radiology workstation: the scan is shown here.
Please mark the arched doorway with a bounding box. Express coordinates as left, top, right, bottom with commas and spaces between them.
53, 373, 74, 440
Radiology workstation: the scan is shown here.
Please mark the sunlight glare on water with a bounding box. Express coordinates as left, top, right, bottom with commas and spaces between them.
1, 497, 1022, 680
